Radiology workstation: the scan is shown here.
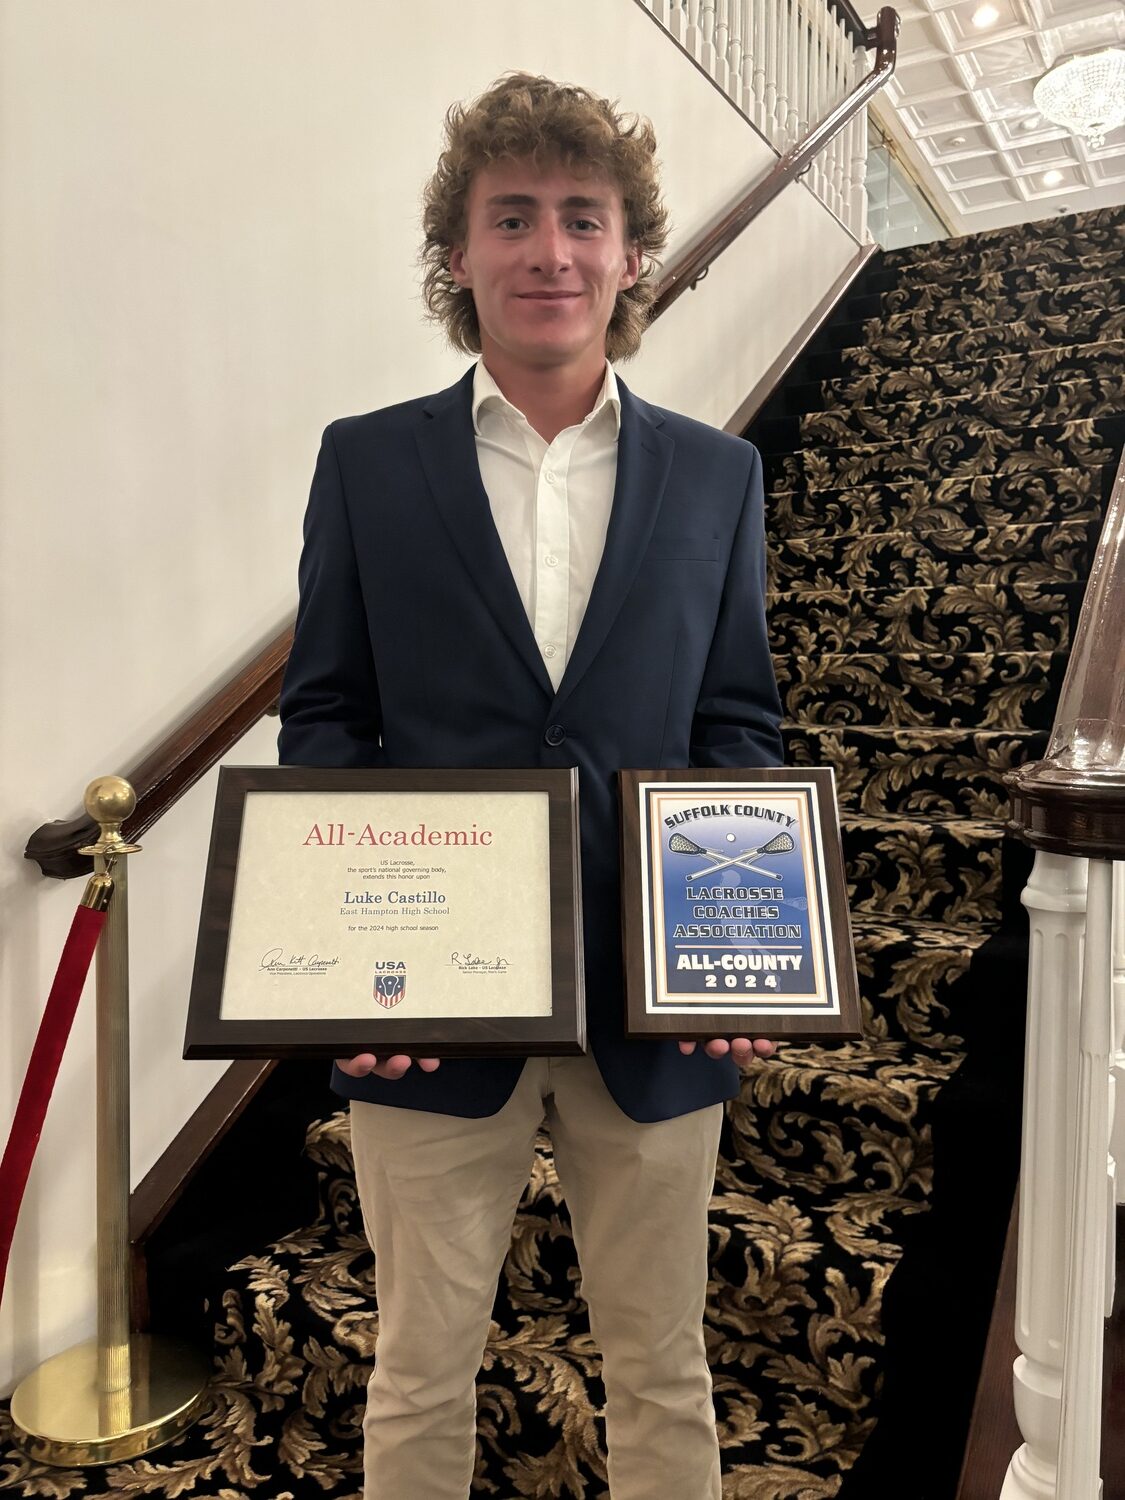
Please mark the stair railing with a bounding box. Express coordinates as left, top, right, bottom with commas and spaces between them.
1004, 444, 1125, 1499
639, 0, 880, 239
24, 6, 899, 884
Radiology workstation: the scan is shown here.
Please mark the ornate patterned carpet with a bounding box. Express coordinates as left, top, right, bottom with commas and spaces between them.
3, 204, 1123, 1499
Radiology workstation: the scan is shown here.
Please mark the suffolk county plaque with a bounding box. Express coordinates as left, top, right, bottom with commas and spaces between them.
619, 768, 861, 1040
184, 766, 585, 1059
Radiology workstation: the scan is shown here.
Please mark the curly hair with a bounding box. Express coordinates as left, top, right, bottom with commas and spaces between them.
420, 72, 669, 363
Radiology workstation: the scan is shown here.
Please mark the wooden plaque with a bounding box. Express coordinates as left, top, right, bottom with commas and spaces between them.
185, 766, 585, 1059
620, 768, 861, 1040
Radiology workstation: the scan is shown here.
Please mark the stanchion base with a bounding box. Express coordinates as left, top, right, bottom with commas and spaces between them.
9, 1334, 211, 1466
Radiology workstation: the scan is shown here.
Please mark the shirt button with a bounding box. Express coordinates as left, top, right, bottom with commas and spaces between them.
544, 724, 566, 746
544, 470, 557, 484
545, 553, 559, 568
543, 643, 558, 659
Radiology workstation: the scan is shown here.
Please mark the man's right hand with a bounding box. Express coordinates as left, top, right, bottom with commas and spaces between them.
335, 1054, 442, 1080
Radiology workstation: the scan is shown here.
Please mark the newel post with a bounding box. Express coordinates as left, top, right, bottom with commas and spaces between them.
1001, 768, 1125, 1500
1000, 849, 1087, 1499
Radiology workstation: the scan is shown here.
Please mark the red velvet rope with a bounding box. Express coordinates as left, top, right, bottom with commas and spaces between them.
0, 901, 107, 1305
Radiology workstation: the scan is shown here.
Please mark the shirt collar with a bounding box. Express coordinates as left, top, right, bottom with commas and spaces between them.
471, 360, 621, 439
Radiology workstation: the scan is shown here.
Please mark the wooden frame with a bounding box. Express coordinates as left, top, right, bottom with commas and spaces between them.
619, 768, 861, 1040
185, 766, 585, 1059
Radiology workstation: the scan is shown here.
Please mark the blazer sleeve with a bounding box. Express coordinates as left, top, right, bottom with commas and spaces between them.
689, 442, 784, 768
277, 422, 388, 769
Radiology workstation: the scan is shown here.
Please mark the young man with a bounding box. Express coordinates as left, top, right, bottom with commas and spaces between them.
279, 73, 783, 1500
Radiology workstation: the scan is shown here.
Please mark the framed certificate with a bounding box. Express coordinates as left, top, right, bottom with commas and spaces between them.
620, 768, 861, 1040
184, 767, 585, 1059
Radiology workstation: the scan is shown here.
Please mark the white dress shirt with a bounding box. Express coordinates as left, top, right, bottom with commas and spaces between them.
471, 360, 620, 692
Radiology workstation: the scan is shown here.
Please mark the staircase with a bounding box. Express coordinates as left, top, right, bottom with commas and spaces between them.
746, 201, 1123, 1499
2, 204, 1122, 1500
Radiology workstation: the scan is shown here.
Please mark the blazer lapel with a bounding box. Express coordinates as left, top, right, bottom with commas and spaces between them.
415, 369, 554, 698
553, 380, 674, 708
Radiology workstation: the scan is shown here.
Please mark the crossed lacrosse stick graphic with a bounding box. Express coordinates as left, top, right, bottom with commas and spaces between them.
668, 830, 796, 880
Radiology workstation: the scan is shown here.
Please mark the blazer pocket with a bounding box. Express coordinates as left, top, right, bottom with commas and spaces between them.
646, 534, 720, 562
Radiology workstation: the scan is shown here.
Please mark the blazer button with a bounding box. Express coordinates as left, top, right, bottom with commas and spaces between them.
544, 724, 566, 746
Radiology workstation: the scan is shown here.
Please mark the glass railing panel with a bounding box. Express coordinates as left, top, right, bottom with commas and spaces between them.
865, 135, 946, 249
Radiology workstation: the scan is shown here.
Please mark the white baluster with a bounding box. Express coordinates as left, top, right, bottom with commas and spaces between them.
795, 4, 809, 146
736, 0, 754, 118
807, 12, 819, 140
775, 0, 791, 142
666, 0, 685, 44
685, 0, 702, 61
1000, 852, 1087, 1500
850, 45, 869, 240
699, 0, 717, 78
763, 0, 779, 149
805, 2, 822, 202
785, 0, 801, 145
838, 11, 853, 107
832, 15, 851, 220
824, 15, 841, 217
815, 5, 831, 204
727, 4, 745, 119
805, 4, 818, 199
713, 0, 731, 97
752, 0, 769, 136
840, 108, 856, 235
1056, 855, 1112, 1499
827, 133, 840, 223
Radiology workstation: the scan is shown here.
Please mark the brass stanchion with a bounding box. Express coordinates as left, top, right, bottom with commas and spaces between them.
10, 777, 210, 1465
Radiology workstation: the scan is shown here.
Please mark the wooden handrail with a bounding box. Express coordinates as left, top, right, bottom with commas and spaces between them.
829, 0, 876, 49
26, 625, 293, 879
24, 6, 898, 880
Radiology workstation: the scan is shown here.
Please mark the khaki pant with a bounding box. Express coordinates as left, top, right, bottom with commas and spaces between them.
350, 1054, 724, 1500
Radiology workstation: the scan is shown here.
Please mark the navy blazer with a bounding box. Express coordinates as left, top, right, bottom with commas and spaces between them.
278, 365, 783, 1122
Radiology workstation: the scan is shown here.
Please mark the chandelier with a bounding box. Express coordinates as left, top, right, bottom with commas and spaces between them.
1032, 47, 1125, 151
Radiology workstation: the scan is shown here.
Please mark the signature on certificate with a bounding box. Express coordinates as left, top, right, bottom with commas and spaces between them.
449, 951, 510, 973
259, 947, 340, 973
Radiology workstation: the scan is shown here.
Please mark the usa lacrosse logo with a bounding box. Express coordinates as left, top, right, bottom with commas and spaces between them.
373, 962, 407, 1008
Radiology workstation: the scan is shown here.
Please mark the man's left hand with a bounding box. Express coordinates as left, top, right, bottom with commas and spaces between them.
678, 1037, 775, 1063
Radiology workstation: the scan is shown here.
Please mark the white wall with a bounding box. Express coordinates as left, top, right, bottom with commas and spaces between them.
0, 0, 858, 1391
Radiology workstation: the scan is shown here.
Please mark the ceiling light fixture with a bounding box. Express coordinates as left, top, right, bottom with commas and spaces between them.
972, 3, 1000, 27
1042, 169, 1065, 186
1033, 47, 1125, 150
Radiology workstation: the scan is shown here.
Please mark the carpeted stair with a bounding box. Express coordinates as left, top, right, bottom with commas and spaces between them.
3, 204, 1122, 1500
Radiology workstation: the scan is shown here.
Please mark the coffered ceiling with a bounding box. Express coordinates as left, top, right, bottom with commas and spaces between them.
868, 0, 1125, 233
